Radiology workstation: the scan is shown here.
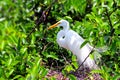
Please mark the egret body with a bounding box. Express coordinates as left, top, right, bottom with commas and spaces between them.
48, 20, 98, 69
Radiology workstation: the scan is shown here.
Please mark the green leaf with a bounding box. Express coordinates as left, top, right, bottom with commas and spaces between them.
64, 65, 74, 72
115, 64, 119, 72
0, 77, 5, 80
113, 75, 120, 80
72, 55, 77, 61
80, 40, 89, 48
13, 75, 23, 79
46, 52, 59, 60
72, 62, 78, 69
40, 68, 48, 77
0, 67, 3, 77
31, 34, 36, 45
46, 54, 59, 60
68, 74, 77, 80
17, 38, 21, 52
6, 69, 14, 78
50, 77, 56, 80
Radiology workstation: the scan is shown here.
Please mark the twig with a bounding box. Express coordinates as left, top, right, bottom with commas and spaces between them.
26, 8, 50, 39
105, 0, 119, 44
109, 0, 117, 16
26, 0, 57, 39
42, 42, 51, 52
67, 36, 100, 76
61, 51, 70, 64
75, 47, 95, 72
67, 46, 95, 77
106, 8, 113, 31
106, 8, 115, 44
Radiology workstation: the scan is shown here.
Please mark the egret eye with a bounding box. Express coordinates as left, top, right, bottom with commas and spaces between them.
62, 36, 65, 39
60, 26, 63, 29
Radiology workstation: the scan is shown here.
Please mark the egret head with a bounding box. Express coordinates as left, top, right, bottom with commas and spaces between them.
58, 20, 69, 27
48, 20, 69, 30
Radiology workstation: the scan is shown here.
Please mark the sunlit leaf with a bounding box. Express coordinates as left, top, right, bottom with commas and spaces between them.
68, 74, 77, 80
80, 40, 89, 48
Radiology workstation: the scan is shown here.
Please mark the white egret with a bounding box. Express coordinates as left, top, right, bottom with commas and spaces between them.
48, 20, 99, 69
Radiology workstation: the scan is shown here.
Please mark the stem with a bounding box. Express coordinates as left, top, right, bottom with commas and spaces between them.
106, 8, 115, 44
75, 47, 94, 71
106, 8, 113, 31
26, 0, 57, 39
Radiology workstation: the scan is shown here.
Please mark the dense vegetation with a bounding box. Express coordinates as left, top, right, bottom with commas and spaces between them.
0, 0, 120, 79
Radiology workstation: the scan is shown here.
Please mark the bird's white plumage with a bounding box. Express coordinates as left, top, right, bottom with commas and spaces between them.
49, 20, 98, 69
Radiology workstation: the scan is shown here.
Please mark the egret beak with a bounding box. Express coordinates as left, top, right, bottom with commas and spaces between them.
48, 22, 61, 30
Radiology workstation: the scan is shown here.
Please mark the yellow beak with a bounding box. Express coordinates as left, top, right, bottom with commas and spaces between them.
48, 22, 61, 30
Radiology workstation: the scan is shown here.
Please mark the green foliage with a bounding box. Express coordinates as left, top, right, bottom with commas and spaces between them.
0, 0, 120, 79
68, 74, 77, 80
91, 66, 120, 80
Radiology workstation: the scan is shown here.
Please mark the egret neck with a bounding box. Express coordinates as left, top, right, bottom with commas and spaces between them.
59, 20, 70, 31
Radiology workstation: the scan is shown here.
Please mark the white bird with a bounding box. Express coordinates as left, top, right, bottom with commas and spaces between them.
48, 20, 99, 69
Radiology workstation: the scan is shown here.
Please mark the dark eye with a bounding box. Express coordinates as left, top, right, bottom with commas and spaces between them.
62, 36, 65, 39
60, 26, 63, 29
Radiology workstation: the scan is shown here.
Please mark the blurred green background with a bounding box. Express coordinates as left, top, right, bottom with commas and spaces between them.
0, 0, 120, 79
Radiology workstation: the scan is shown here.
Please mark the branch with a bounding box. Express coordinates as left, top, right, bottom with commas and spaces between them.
109, 0, 117, 16
106, 8, 113, 31
26, 0, 57, 39
67, 46, 95, 77
75, 47, 95, 71
106, 0, 118, 40
106, 8, 115, 44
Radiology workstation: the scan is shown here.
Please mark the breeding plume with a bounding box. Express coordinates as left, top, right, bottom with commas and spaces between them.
48, 20, 98, 69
